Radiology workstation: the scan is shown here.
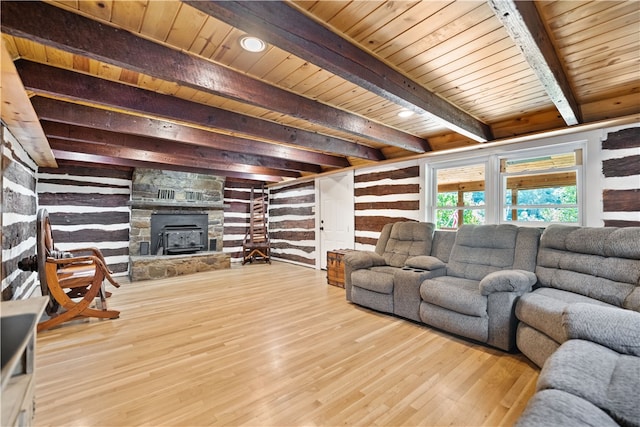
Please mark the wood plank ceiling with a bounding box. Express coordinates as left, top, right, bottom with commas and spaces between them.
1, 1, 639, 183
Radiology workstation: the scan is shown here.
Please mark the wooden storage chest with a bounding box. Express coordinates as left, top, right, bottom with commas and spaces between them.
327, 249, 350, 288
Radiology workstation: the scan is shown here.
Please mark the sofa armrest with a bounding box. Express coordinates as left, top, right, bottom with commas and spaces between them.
404, 255, 445, 271
479, 269, 536, 296
343, 251, 386, 270
562, 303, 640, 356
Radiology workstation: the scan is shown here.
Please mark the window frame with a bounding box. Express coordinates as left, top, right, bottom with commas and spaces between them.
428, 158, 490, 230
498, 146, 584, 227
425, 142, 586, 229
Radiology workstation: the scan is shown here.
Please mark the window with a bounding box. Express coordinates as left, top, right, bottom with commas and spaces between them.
500, 151, 581, 225
434, 163, 486, 230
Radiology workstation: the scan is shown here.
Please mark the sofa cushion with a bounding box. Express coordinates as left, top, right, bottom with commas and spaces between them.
479, 269, 537, 295
420, 276, 487, 317
624, 287, 640, 311
420, 301, 488, 343
374, 222, 394, 255
515, 389, 619, 427
516, 288, 615, 344
516, 323, 562, 368
369, 265, 400, 275
536, 264, 638, 307
431, 230, 456, 263
352, 269, 394, 294
382, 222, 434, 267
404, 255, 445, 271
512, 226, 542, 271
538, 339, 640, 427
566, 226, 640, 259
562, 303, 640, 357
351, 287, 393, 314
343, 251, 386, 270
447, 224, 520, 280
536, 225, 640, 307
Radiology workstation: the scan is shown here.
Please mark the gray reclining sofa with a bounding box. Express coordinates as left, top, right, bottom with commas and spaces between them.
343, 222, 640, 426
344, 221, 455, 322
346, 222, 541, 351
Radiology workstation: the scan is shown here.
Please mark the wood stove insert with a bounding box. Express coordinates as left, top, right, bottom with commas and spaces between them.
150, 213, 208, 255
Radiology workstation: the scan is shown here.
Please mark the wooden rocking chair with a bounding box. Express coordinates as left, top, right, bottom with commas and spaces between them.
242, 187, 271, 264
29, 209, 121, 331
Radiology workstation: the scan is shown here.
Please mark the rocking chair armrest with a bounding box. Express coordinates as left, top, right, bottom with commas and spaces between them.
47, 254, 96, 265
66, 246, 101, 254
89, 256, 121, 288
65, 247, 112, 271
47, 255, 121, 288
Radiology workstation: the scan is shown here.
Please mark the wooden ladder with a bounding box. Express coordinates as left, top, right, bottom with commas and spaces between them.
242, 187, 271, 264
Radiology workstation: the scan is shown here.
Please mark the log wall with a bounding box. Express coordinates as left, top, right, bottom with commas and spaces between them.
3, 122, 637, 294
1, 125, 39, 300
268, 181, 316, 266
600, 126, 640, 226
354, 163, 421, 250
37, 162, 132, 274
267, 124, 640, 264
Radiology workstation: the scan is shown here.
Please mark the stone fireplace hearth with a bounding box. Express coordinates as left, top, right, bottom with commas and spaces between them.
128, 168, 230, 281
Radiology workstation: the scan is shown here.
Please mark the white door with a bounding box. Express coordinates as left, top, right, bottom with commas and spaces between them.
318, 172, 354, 269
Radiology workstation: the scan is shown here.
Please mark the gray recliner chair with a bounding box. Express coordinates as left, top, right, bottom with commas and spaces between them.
419, 224, 541, 351
344, 221, 451, 322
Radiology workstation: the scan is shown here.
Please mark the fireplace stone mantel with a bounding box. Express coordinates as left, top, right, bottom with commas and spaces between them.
128, 200, 229, 210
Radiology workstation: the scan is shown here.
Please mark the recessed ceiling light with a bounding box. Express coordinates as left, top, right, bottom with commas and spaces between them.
398, 110, 414, 118
240, 36, 266, 53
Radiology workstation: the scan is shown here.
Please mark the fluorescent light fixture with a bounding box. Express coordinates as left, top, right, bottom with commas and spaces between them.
240, 36, 266, 53
397, 110, 414, 118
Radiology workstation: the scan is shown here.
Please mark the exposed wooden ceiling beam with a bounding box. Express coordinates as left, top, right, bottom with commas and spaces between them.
41, 121, 321, 174
30, 97, 347, 169
1, 0, 428, 153
47, 138, 300, 179
16, 60, 377, 162
188, 1, 493, 143
488, 0, 582, 126
51, 150, 283, 183
0, 38, 56, 167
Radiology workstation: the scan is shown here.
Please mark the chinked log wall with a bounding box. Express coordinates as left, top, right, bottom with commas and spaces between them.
1, 125, 39, 300
268, 124, 639, 261
37, 163, 132, 274
268, 181, 315, 266
355, 164, 421, 249
223, 179, 256, 262
601, 127, 640, 226
3, 123, 637, 299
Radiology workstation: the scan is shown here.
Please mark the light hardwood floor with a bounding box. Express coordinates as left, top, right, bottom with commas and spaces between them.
34, 261, 539, 426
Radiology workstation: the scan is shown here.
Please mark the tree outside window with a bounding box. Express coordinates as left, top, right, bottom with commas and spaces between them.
435, 164, 485, 230
501, 152, 580, 225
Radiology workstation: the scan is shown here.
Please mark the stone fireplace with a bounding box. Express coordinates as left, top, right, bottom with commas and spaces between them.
128, 168, 230, 281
